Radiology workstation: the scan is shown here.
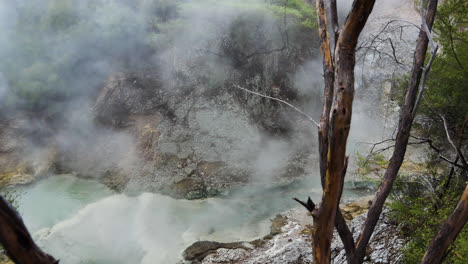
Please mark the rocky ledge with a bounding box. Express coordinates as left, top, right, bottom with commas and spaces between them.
183, 199, 404, 264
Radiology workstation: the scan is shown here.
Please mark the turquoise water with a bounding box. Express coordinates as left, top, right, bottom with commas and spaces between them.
15, 174, 115, 233
13, 175, 312, 263
11, 174, 368, 264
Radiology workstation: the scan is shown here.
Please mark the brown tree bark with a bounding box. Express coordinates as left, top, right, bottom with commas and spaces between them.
302, 0, 444, 263
316, 0, 334, 187
354, 0, 438, 262
311, 1, 375, 263
0, 195, 58, 264
421, 184, 468, 264
314, 1, 357, 262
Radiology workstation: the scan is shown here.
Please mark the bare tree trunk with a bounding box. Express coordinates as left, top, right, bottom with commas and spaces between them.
315, 1, 357, 262
316, 0, 334, 187
421, 184, 468, 264
0, 195, 57, 264
311, 1, 375, 263
354, 0, 438, 261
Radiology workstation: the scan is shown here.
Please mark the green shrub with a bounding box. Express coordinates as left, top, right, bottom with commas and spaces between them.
270, 0, 316, 29
389, 183, 468, 263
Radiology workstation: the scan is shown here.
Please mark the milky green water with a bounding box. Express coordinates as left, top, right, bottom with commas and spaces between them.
11, 174, 369, 264
11, 175, 317, 263
16, 174, 115, 233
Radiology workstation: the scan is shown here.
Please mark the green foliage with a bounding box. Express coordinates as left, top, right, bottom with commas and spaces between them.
413, 0, 467, 146
389, 183, 468, 263
424, 0, 468, 126
42, 0, 79, 32
390, 0, 467, 147
356, 152, 388, 178
270, 0, 317, 29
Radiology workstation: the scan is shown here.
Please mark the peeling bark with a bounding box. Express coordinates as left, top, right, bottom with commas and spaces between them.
312, 1, 375, 263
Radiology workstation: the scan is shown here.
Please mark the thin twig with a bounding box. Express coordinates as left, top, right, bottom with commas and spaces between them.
410, 135, 467, 170
233, 85, 319, 127
440, 114, 468, 169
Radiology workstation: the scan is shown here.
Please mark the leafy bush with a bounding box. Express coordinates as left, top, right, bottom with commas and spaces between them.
270, 0, 317, 29
389, 182, 468, 263
356, 152, 388, 179
389, 0, 467, 147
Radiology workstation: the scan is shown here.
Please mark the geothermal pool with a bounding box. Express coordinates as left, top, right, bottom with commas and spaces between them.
13, 174, 313, 263
12, 174, 368, 263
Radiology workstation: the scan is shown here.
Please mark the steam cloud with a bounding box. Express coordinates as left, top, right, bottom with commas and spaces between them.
0, 1, 417, 263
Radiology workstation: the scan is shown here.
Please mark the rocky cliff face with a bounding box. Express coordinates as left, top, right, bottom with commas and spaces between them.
0, 112, 56, 187
91, 62, 317, 198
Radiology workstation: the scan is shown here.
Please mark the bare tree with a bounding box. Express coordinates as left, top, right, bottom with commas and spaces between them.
354, 0, 438, 261
294, 0, 444, 263
0, 195, 57, 264
293, 1, 376, 263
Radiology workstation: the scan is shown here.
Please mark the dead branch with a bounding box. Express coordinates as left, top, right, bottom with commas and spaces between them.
232, 85, 319, 126
440, 114, 468, 169
293, 197, 316, 213
356, 19, 420, 65
411, 135, 467, 170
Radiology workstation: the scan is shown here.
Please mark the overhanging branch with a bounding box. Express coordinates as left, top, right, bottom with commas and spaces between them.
232, 85, 319, 127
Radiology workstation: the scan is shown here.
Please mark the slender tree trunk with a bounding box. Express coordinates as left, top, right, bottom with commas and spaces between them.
421, 184, 468, 264
312, 1, 375, 263
315, 1, 357, 262
0, 195, 57, 264
354, 0, 438, 261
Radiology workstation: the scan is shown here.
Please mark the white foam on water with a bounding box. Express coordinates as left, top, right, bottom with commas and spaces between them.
31, 187, 271, 263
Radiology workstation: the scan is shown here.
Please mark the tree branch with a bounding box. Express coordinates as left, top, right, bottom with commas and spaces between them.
413, 0, 440, 117
440, 114, 468, 169
355, 0, 439, 261
0, 195, 58, 264
232, 85, 319, 126
421, 184, 468, 263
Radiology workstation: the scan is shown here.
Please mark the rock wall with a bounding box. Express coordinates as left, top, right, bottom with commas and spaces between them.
91, 64, 316, 198
0, 113, 56, 187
